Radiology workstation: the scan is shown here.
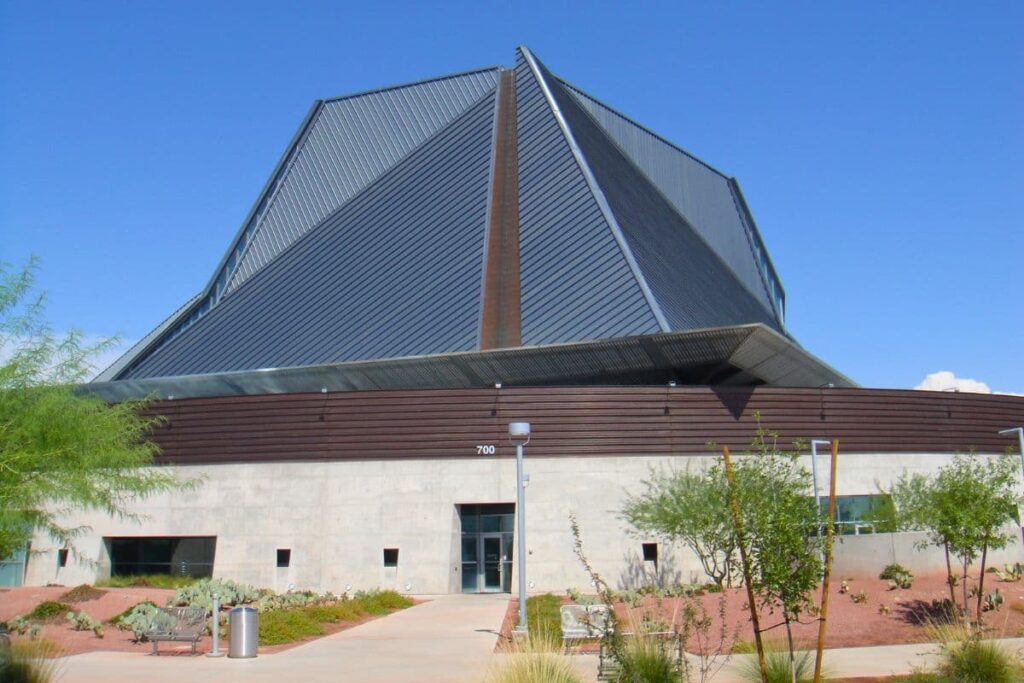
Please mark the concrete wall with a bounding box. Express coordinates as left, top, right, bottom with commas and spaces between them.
24, 452, 1023, 594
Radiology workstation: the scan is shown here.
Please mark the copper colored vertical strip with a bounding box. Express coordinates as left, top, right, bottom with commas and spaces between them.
480, 70, 522, 350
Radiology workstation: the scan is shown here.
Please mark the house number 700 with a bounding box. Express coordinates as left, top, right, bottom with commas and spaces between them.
476, 445, 496, 455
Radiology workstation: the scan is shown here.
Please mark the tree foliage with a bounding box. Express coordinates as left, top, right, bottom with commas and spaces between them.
0, 260, 193, 560
889, 452, 1019, 622
622, 467, 738, 587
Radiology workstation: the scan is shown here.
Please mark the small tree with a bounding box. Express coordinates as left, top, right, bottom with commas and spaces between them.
0, 260, 194, 561
889, 453, 1018, 623
621, 466, 738, 587
728, 423, 824, 683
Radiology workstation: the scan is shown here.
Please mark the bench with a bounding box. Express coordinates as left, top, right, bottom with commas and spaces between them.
144, 607, 206, 655
560, 604, 611, 653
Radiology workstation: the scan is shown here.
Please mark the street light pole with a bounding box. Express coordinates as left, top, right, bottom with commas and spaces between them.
810, 439, 831, 570
998, 427, 1024, 545
509, 422, 531, 634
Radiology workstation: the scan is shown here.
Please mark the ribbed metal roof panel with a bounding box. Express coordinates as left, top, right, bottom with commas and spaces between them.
122, 89, 497, 379
224, 68, 500, 293
562, 81, 782, 322
544, 66, 781, 333
515, 50, 661, 346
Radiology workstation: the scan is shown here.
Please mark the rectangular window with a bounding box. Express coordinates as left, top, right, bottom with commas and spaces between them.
818, 494, 896, 535
276, 548, 291, 568
57, 548, 69, 568
105, 536, 216, 578
383, 548, 399, 568
642, 542, 658, 566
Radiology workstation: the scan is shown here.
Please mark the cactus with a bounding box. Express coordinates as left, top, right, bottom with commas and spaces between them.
66, 611, 104, 638
983, 589, 1004, 612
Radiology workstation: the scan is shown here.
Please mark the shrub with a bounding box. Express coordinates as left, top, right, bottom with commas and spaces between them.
938, 637, 1021, 683
26, 602, 72, 622
96, 574, 199, 589
110, 601, 163, 640
485, 634, 582, 683
58, 585, 106, 603
0, 640, 61, 683
609, 634, 682, 683
880, 563, 911, 580
257, 609, 323, 646
525, 594, 562, 641
173, 578, 264, 611
65, 611, 103, 638
739, 647, 815, 683
351, 589, 412, 615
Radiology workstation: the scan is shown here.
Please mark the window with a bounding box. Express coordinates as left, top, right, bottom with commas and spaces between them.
818, 495, 896, 535
276, 548, 291, 568
642, 542, 658, 567
106, 536, 216, 578
383, 548, 399, 568
57, 549, 69, 568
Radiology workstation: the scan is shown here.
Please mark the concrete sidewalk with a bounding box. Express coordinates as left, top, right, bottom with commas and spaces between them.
570, 638, 1024, 682
53, 593, 510, 683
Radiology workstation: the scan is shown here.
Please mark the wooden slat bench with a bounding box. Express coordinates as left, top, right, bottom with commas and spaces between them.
144, 607, 206, 655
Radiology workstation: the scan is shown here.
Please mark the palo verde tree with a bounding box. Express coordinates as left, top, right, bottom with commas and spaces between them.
621, 466, 739, 588
623, 416, 825, 683
889, 453, 1019, 624
0, 260, 193, 561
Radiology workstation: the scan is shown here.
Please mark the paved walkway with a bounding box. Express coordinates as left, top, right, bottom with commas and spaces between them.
570, 637, 1024, 682
53, 593, 510, 683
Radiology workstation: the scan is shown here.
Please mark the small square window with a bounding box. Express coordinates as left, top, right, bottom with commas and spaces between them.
642, 542, 658, 565
57, 548, 69, 568
276, 548, 291, 568
383, 548, 399, 568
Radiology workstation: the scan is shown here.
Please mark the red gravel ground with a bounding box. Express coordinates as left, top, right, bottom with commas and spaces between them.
499, 575, 1024, 653
0, 585, 177, 656
0, 586, 423, 656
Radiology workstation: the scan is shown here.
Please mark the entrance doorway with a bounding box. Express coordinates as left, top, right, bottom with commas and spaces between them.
459, 504, 514, 593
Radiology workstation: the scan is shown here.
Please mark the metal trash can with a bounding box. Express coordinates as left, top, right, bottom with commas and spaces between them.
228, 607, 258, 658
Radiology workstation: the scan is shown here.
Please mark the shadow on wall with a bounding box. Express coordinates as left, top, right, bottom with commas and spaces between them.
616, 550, 683, 591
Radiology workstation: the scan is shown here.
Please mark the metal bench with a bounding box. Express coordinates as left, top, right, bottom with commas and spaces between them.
560, 604, 611, 653
144, 607, 206, 655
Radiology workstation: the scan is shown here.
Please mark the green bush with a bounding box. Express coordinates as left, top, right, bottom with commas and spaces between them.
110, 602, 165, 641
739, 648, 815, 683
257, 609, 324, 646
939, 637, 1021, 683
609, 635, 682, 683
26, 602, 72, 622
485, 634, 582, 683
96, 574, 199, 589
352, 589, 413, 615
0, 641, 61, 683
525, 594, 562, 641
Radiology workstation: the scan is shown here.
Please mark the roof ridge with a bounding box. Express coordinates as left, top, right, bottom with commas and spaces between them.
321, 65, 502, 104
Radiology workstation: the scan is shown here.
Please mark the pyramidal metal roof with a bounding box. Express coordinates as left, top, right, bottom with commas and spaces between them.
95, 47, 850, 394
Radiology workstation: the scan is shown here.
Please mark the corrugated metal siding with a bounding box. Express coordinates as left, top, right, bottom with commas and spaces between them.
545, 68, 781, 332
515, 50, 661, 346
223, 68, 501, 293
146, 386, 1024, 464
562, 82, 778, 319
122, 90, 497, 379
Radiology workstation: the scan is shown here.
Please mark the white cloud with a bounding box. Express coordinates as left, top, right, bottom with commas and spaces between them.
914, 370, 991, 394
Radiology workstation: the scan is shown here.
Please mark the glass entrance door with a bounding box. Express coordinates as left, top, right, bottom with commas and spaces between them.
481, 534, 512, 592
459, 504, 514, 593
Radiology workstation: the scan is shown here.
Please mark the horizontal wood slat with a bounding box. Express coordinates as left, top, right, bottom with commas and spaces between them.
144, 386, 1024, 464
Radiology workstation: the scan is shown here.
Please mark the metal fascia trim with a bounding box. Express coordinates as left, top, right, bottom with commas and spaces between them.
518, 47, 670, 333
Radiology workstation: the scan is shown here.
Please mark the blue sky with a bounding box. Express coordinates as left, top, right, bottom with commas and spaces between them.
1, 1, 1021, 393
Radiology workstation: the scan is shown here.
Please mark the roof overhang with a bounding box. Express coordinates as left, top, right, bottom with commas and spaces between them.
83, 324, 855, 402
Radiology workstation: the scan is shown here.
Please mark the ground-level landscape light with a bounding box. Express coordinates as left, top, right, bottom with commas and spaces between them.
509, 421, 530, 633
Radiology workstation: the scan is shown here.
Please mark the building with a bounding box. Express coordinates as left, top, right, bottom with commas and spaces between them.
11, 47, 1024, 592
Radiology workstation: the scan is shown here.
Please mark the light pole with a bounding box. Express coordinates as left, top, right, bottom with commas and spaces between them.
810, 439, 831, 568
998, 427, 1024, 544
509, 421, 531, 634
